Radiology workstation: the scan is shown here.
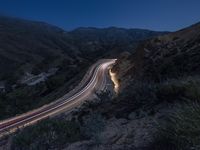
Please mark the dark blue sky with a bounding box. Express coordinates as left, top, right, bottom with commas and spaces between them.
0, 0, 200, 31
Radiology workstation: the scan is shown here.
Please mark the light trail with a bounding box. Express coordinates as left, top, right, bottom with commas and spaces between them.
0, 59, 116, 137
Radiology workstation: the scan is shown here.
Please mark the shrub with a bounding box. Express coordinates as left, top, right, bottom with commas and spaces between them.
113, 76, 200, 118
184, 77, 200, 100
156, 79, 186, 103
118, 81, 158, 110
11, 119, 82, 150
150, 103, 200, 150
82, 90, 112, 110
157, 77, 200, 103
81, 113, 105, 143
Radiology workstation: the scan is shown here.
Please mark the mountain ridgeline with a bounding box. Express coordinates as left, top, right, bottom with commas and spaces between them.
0, 16, 166, 84
69, 27, 167, 57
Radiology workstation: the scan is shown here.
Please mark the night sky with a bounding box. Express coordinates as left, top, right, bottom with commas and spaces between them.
0, 0, 200, 31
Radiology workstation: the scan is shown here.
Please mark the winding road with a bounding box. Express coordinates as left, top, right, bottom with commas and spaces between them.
0, 59, 116, 137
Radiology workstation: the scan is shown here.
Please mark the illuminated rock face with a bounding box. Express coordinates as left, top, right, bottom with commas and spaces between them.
109, 69, 119, 94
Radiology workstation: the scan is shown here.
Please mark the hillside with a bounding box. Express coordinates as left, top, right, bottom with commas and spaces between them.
108, 22, 200, 149
0, 16, 80, 84
0, 16, 166, 120
5, 21, 200, 150
0, 16, 90, 120
112, 22, 200, 88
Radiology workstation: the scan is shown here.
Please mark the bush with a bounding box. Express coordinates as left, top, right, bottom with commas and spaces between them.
112, 76, 200, 119
150, 103, 200, 150
0, 83, 49, 119
184, 77, 200, 100
82, 90, 112, 110
157, 77, 200, 102
45, 74, 66, 90
117, 81, 158, 110
11, 119, 83, 150
81, 113, 105, 143
156, 79, 186, 103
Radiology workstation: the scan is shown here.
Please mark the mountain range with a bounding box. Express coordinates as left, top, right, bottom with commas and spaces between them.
0, 16, 166, 85
1, 16, 200, 150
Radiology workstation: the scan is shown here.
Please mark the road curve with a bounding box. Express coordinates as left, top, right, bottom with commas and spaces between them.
0, 59, 116, 137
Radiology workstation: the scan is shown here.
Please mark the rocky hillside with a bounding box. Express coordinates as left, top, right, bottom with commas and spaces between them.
108, 22, 200, 149
113, 22, 200, 88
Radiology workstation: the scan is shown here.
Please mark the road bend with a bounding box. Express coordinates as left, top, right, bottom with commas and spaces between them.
0, 59, 116, 137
